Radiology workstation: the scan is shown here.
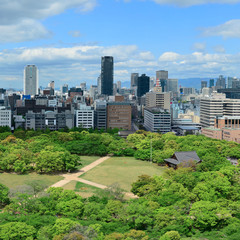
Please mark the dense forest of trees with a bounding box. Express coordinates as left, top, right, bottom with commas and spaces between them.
0, 127, 240, 239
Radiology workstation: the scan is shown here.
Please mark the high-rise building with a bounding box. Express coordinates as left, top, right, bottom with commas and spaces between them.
145, 92, 171, 110
201, 81, 207, 91
200, 92, 240, 128
61, 84, 68, 94
232, 79, 240, 89
94, 100, 107, 130
80, 82, 87, 91
156, 70, 168, 92
107, 102, 132, 130
137, 74, 150, 97
117, 81, 121, 90
48, 81, 55, 89
227, 77, 234, 88
97, 75, 101, 94
101, 56, 113, 95
89, 85, 98, 99
131, 73, 139, 88
216, 75, 226, 89
144, 108, 171, 133
209, 79, 215, 88
167, 79, 178, 93
24, 65, 38, 96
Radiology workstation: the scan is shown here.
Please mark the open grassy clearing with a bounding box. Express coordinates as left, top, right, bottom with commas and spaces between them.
62, 180, 103, 198
0, 173, 63, 189
79, 156, 100, 168
81, 157, 166, 191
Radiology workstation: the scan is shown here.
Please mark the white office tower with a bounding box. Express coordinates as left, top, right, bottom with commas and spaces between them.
24, 65, 38, 96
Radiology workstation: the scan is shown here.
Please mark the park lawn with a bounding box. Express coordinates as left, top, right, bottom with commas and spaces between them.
0, 173, 63, 189
62, 180, 103, 198
81, 157, 166, 192
79, 156, 100, 168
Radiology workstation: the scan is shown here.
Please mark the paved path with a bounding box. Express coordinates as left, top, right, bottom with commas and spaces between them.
51, 156, 110, 188
50, 156, 138, 199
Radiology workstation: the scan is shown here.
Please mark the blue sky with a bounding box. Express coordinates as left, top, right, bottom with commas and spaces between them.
1, 0, 240, 89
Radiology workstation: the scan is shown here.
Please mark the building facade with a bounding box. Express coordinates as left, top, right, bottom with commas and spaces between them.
144, 108, 171, 133
156, 70, 168, 92
145, 92, 170, 110
131, 73, 139, 88
24, 65, 38, 96
75, 105, 94, 129
94, 100, 107, 130
101, 56, 113, 95
107, 102, 132, 130
137, 74, 150, 97
0, 107, 11, 128
25, 109, 74, 130
200, 93, 240, 128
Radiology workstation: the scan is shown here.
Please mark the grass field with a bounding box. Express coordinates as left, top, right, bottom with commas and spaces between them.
0, 173, 63, 189
62, 180, 102, 198
79, 156, 100, 168
81, 157, 166, 191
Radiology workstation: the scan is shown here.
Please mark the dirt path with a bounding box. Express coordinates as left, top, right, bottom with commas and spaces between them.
50, 156, 138, 199
50, 156, 110, 188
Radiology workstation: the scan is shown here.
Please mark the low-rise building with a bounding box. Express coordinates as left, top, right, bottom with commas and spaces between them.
144, 107, 171, 133
75, 104, 94, 129
0, 107, 11, 128
25, 109, 74, 130
202, 116, 240, 144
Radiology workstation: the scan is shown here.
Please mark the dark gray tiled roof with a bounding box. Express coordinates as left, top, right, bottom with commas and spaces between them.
164, 151, 201, 165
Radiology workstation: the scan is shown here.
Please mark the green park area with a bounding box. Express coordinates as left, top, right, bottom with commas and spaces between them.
62, 180, 102, 198
0, 172, 63, 190
78, 155, 100, 168
80, 157, 166, 191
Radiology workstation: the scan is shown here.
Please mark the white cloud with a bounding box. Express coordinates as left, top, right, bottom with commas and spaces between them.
152, 0, 240, 7
0, 0, 97, 25
213, 45, 226, 53
201, 19, 240, 38
1, 44, 240, 89
0, 19, 51, 43
68, 30, 82, 38
0, 0, 97, 42
159, 52, 180, 61
193, 42, 206, 52
0, 44, 157, 88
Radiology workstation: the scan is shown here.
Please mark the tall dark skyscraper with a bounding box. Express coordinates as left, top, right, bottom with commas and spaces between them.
137, 74, 150, 97
209, 79, 214, 88
101, 56, 113, 95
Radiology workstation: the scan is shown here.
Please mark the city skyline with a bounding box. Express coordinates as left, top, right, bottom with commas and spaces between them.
1, 1, 240, 88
